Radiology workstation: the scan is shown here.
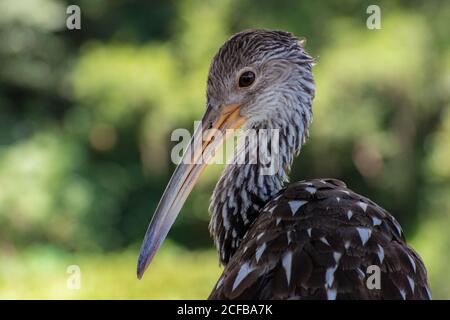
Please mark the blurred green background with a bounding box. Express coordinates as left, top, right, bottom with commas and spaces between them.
0, 0, 449, 299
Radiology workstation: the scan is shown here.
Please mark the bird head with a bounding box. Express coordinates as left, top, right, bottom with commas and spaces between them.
206, 29, 315, 129
137, 29, 315, 279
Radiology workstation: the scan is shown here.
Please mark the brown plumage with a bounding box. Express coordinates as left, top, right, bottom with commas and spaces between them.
209, 179, 430, 299
137, 29, 430, 300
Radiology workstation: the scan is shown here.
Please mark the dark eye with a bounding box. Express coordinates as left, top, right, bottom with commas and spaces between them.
238, 71, 255, 88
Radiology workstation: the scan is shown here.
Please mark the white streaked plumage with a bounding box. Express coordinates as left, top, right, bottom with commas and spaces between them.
356, 227, 372, 245
320, 237, 330, 246
357, 201, 368, 212
288, 200, 307, 215
326, 266, 338, 288
305, 187, 316, 194
327, 288, 337, 300
407, 253, 417, 273
347, 209, 353, 220
232, 262, 254, 291
255, 243, 266, 263
407, 275, 415, 293
372, 216, 382, 226
377, 244, 385, 263
282, 251, 293, 285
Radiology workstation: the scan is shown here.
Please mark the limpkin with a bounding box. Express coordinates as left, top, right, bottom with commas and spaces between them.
137, 29, 430, 299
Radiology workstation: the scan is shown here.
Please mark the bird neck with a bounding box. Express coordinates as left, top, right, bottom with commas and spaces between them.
209, 103, 312, 265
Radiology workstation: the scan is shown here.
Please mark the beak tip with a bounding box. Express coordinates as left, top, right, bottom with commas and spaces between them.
136, 253, 149, 280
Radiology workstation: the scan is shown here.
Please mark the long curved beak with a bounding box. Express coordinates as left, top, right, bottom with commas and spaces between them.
137, 103, 246, 279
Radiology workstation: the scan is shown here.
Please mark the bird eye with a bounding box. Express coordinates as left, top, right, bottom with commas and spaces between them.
238, 71, 255, 88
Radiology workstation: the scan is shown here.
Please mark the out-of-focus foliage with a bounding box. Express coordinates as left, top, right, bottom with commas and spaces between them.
0, 242, 221, 299
0, 0, 449, 298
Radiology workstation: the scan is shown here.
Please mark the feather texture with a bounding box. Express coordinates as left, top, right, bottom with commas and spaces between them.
201, 29, 430, 300
209, 179, 430, 300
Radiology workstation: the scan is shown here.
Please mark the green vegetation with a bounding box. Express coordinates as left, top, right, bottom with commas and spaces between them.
0, 243, 221, 299
0, 0, 449, 299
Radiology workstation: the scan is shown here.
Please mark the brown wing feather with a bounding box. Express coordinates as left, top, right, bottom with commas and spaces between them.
209, 178, 430, 300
